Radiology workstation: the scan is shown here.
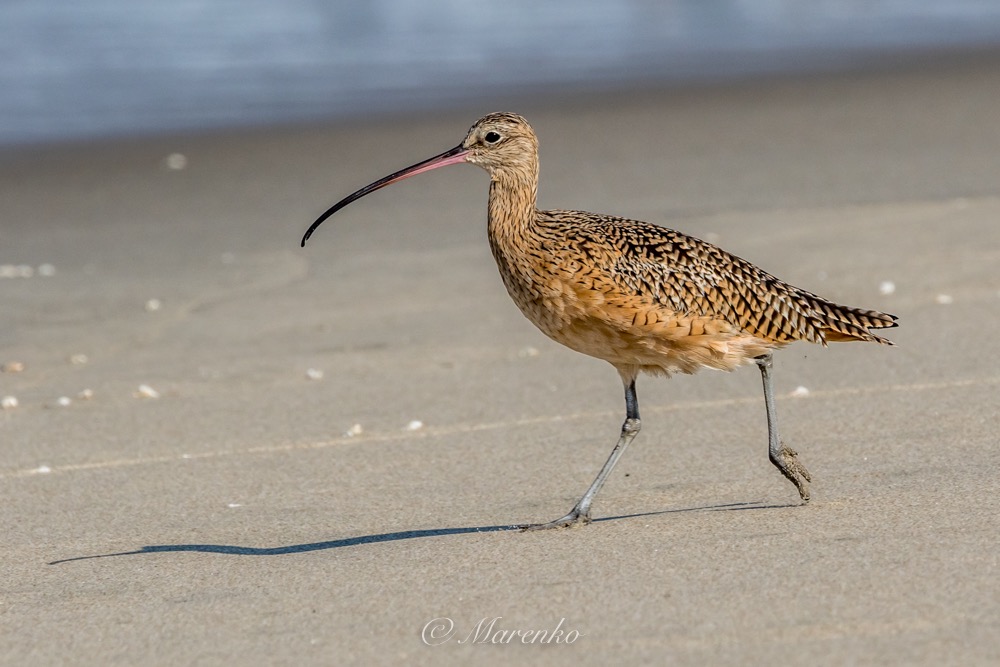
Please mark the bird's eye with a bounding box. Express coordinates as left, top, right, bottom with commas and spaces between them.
484, 131, 502, 144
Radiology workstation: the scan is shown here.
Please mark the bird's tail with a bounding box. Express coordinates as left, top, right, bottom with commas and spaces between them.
806, 296, 898, 345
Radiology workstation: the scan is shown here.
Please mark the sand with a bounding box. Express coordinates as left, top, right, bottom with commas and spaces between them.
2, 52, 999, 665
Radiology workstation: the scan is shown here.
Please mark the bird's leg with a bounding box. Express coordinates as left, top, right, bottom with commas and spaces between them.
755, 353, 811, 502
522, 378, 641, 530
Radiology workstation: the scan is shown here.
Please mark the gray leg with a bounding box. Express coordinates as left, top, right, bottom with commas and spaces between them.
755, 353, 811, 502
523, 378, 641, 530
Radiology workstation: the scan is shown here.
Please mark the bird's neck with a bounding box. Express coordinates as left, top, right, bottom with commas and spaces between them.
487, 166, 539, 247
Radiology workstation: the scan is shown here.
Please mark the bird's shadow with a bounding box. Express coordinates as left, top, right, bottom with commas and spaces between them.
48, 500, 794, 565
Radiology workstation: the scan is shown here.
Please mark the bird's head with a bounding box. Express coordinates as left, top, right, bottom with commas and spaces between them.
461, 112, 539, 180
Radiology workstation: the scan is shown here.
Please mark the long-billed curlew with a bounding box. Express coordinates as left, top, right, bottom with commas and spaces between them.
301, 112, 897, 530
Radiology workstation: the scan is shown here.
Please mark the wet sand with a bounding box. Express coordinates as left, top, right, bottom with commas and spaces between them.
2, 52, 999, 665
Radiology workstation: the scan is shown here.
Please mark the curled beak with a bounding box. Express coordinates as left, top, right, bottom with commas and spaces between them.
301, 143, 469, 247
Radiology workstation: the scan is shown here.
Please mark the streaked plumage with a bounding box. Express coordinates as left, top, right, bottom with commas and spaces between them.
489, 207, 895, 377
302, 111, 897, 530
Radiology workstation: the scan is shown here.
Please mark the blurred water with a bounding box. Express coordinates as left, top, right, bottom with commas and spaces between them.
2, 0, 1000, 146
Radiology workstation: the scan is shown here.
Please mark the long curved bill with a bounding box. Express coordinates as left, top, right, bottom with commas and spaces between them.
301, 143, 469, 247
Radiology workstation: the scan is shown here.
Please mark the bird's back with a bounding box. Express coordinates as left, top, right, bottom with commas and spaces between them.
488, 209, 896, 376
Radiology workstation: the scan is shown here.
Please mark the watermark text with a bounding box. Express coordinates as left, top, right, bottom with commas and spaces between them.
422, 616, 582, 646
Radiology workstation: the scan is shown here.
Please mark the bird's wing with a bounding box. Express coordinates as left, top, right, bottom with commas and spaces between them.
543, 211, 884, 345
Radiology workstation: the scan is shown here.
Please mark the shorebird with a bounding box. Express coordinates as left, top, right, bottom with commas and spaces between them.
301, 112, 896, 530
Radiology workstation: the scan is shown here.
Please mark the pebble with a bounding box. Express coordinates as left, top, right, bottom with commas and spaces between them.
77, 388, 94, 400
935, 294, 954, 305
145, 298, 162, 312
878, 280, 896, 295
344, 423, 363, 437
69, 354, 89, 365
2, 361, 25, 373
790, 386, 810, 398
56, 396, 72, 407
1, 396, 18, 409
305, 368, 324, 380
405, 420, 424, 431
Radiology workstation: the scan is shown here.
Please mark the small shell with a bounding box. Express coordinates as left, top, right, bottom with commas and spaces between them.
56, 396, 72, 407
145, 298, 162, 312
404, 420, 424, 431
135, 384, 160, 399
165, 153, 187, 170
934, 294, 954, 305
790, 386, 810, 398
2, 361, 25, 373
69, 354, 89, 365
1, 396, 19, 409
344, 423, 363, 437
305, 368, 324, 380
0, 265, 34, 278
878, 281, 896, 296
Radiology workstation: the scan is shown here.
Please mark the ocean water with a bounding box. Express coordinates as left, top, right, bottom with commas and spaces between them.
2, 0, 1000, 146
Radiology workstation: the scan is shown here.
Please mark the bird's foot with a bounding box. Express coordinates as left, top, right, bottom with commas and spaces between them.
519, 507, 592, 531
772, 444, 812, 503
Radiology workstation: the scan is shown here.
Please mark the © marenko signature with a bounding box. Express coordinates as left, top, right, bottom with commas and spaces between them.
422, 617, 582, 646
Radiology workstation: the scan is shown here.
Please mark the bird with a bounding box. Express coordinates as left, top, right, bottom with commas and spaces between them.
301, 112, 897, 530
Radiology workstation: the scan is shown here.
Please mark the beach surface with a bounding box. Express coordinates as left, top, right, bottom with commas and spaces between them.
2, 53, 999, 665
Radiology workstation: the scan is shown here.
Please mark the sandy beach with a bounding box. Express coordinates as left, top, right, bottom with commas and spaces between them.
3, 52, 999, 665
